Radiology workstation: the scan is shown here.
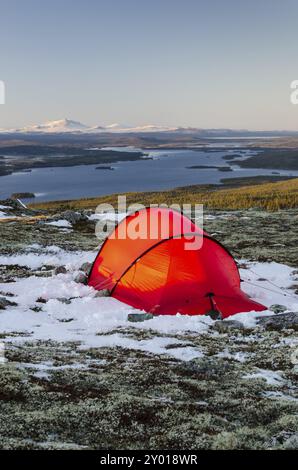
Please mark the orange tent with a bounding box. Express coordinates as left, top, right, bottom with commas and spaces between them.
88, 207, 266, 318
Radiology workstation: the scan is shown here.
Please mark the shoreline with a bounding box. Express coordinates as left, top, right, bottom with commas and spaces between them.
28, 176, 298, 212
0, 149, 145, 179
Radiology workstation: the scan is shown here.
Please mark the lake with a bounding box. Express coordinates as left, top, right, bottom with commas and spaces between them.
0, 148, 297, 202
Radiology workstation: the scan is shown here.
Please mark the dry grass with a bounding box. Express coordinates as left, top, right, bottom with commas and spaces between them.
30, 178, 298, 212
0, 215, 50, 224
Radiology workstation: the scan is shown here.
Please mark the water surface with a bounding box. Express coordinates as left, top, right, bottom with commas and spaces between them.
0, 148, 296, 202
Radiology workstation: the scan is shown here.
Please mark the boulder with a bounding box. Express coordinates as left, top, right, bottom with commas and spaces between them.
213, 320, 244, 333
60, 210, 88, 225
74, 272, 88, 285
36, 297, 47, 304
54, 265, 67, 275
0, 198, 24, 210
283, 434, 298, 450
94, 289, 110, 298
269, 304, 287, 314
257, 312, 298, 331
57, 297, 72, 305
79, 262, 92, 275
127, 313, 154, 322
0, 297, 18, 310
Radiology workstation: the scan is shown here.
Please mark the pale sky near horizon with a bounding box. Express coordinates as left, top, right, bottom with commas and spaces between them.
0, 0, 298, 130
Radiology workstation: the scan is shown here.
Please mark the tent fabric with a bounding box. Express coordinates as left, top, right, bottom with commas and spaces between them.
88, 207, 266, 318
88, 207, 203, 292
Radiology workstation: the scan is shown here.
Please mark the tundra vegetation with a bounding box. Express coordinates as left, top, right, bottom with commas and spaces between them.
0, 178, 297, 449
31, 177, 298, 212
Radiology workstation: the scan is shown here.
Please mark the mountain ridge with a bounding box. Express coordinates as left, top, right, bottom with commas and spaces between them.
1, 118, 298, 137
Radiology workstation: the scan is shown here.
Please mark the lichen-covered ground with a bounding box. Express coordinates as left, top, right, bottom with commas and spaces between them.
0, 202, 297, 450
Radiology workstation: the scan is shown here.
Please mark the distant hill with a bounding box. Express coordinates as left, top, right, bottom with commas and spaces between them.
1, 118, 298, 137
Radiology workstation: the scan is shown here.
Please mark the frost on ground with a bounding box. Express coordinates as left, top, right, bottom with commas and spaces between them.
0, 205, 297, 450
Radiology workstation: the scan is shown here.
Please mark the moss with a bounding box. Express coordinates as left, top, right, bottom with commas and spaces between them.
212, 426, 269, 450
0, 365, 33, 401
0, 201, 298, 449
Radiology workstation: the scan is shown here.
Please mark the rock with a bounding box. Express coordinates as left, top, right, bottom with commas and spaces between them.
0, 198, 23, 210
213, 320, 244, 333
0, 297, 18, 310
94, 289, 111, 298
127, 313, 154, 322
41, 265, 54, 272
36, 297, 47, 304
74, 272, 88, 285
31, 306, 43, 312
268, 430, 293, 448
0, 197, 42, 217
257, 312, 298, 331
60, 210, 88, 225
0, 291, 15, 298
269, 304, 287, 314
57, 298, 72, 305
283, 434, 298, 450
79, 262, 92, 275
54, 265, 67, 275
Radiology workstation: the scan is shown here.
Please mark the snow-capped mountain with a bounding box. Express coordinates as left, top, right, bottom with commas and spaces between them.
98, 123, 178, 133
0, 119, 179, 134
16, 118, 89, 133
1, 119, 297, 137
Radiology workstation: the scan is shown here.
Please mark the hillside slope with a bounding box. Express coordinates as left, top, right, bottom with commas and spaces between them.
31, 177, 298, 212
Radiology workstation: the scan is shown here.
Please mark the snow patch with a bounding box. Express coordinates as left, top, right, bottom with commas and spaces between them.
243, 368, 286, 386
216, 349, 249, 362
0, 211, 18, 220
0, 247, 297, 361
263, 391, 298, 402
0, 247, 95, 270
88, 212, 127, 222
45, 220, 72, 228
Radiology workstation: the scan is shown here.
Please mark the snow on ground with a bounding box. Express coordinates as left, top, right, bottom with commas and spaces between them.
44, 220, 72, 228
88, 212, 127, 222
0, 211, 18, 219
215, 349, 249, 362
0, 270, 212, 360
263, 391, 298, 402
243, 368, 287, 386
0, 245, 95, 270
0, 246, 297, 361
239, 261, 298, 325
17, 361, 91, 379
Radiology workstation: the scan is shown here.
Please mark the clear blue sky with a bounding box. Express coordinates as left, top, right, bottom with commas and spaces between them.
0, 0, 298, 130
